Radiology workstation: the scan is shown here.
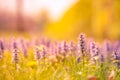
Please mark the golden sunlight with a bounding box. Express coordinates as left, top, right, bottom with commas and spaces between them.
0, 0, 77, 21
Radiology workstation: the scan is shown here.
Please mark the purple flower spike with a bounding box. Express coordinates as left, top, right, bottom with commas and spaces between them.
34, 38, 40, 46
13, 41, 18, 49
61, 41, 68, 54
112, 50, 120, 68
22, 45, 28, 57
90, 41, 100, 57
40, 37, 45, 45
113, 50, 120, 59
0, 39, 5, 59
104, 40, 112, 53
69, 41, 76, 53
45, 39, 51, 48
11, 39, 19, 64
12, 49, 19, 64
49, 45, 54, 55
34, 47, 41, 61
19, 39, 28, 57
41, 47, 47, 58
56, 42, 62, 54
0, 40, 5, 52
78, 33, 86, 55
100, 54, 104, 63
76, 57, 81, 64
90, 41, 100, 63
113, 41, 120, 50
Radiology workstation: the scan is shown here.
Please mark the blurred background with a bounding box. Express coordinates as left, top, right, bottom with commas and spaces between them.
0, 0, 120, 40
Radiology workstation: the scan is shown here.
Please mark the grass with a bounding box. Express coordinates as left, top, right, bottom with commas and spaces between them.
0, 50, 119, 80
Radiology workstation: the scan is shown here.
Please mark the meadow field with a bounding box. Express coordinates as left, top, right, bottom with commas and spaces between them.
1, 0, 120, 80
0, 33, 120, 80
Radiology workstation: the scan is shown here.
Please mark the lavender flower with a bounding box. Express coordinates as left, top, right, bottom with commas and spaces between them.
49, 45, 55, 55
103, 40, 113, 63
49, 42, 57, 55
69, 41, 76, 53
12, 40, 19, 64
19, 39, 28, 57
104, 40, 112, 53
40, 37, 45, 45
61, 41, 69, 57
40, 47, 47, 59
0, 40, 4, 59
13, 41, 18, 49
0, 39, 5, 52
21, 45, 28, 57
77, 33, 87, 65
76, 57, 81, 64
34, 47, 41, 61
90, 41, 100, 63
100, 54, 104, 63
45, 39, 51, 48
34, 38, 40, 46
12, 49, 19, 64
0, 50, 3, 59
1, 33, 120, 69
56, 42, 62, 54
113, 41, 120, 51
78, 33, 86, 55
90, 41, 99, 57
40, 46, 47, 64
112, 50, 120, 68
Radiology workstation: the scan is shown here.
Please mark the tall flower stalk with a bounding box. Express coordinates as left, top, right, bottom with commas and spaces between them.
90, 41, 99, 64
78, 33, 87, 65
112, 50, 120, 69
41, 47, 47, 64
12, 49, 19, 64
12, 41, 19, 70
34, 47, 41, 64
0, 40, 4, 59
61, 41, 68, 60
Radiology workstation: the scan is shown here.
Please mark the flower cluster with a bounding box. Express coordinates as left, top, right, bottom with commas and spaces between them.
0, 33, 119, 68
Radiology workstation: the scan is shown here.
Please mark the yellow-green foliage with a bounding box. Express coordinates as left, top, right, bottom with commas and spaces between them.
0, 50, 120, 80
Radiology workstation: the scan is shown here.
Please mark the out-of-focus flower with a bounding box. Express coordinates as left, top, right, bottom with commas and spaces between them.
61, 41, 69, 57
61, 41, 68, 53
45, 38, 51, 48
40, 37, 45, 46
0, 39, 5, 59
34, 47, 41, 61
112, 50, 120, 68
12, 49, 19, 64
34, 45, 47, 63
69, 41, 76, 53
0, 39, 5, 52
18, 38, 28, 57
12, 40, 19, 64
40, 46, 47, 59
76, 57, 81, 63
13, 41, 18, 49
100, 54, 104, 63
56, 42, 62, 54
104, 40, 112, 53
90, 41, 100, 63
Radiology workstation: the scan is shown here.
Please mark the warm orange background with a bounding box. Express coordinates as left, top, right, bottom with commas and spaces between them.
0, 0, 120, 40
